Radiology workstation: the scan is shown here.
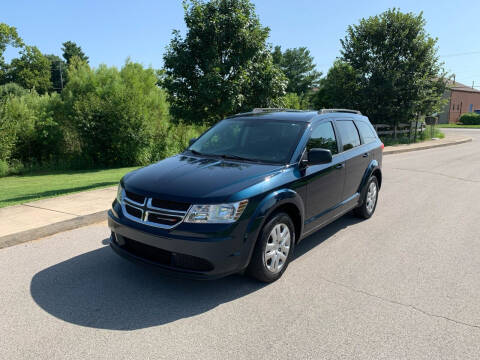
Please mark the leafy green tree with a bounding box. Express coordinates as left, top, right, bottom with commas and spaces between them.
281, 92, 311, 110
271, 45, 283, 66
45, 54, 66, 92
272, 46, 322, 95
340, 9, 447, 131
8, 46, 52, 94
62, 41, 89, 64
0, 23, 24, 83
310, 60, 361, 110
163, 0, 287, 125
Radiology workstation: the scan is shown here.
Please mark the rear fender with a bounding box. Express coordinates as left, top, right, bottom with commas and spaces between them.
358, 160, 381, 203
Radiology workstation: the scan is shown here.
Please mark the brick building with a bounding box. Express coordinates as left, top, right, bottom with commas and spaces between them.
438, 82, 480, 123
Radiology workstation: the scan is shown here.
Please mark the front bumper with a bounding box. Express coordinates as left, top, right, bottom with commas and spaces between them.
107, 209, 253, 279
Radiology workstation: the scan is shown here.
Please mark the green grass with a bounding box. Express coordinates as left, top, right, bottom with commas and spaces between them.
437, 123, 480, 129
0, 167, 139, 208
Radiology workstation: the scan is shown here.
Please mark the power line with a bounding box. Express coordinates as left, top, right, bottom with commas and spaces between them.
440, 50, 480, 58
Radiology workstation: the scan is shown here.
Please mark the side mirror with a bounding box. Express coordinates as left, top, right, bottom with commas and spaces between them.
306, 148, 332, 165
189, 137, 197, 146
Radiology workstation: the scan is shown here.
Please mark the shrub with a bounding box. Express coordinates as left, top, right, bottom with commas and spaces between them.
0, 90, 65, 164
150, 121, 208, 161
0, 83, 28, 99
459, 113, 480, 125
62, 59, 170, 167
0, 98, 18, 163
0, 160, 8, 176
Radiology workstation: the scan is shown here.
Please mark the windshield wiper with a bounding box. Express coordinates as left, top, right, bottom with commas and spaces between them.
213, 154, 260, 162
189, 149, 205, 156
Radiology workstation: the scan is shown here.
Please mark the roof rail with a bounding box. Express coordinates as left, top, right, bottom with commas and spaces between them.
319, 108, 362, 115
252, 108, 289, 113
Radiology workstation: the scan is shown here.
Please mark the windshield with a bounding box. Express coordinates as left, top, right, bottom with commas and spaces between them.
188, 118, 306, 164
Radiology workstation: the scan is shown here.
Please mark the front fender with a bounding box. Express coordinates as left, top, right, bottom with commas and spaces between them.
237, 189, 305, 270
246, 188, 305, 236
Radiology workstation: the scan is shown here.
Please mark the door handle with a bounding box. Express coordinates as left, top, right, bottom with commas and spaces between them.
335, 163, 344, 169
362, 153, 369, 158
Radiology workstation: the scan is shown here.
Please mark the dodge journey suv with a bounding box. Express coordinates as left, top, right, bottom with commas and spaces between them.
108, 109, 383, 282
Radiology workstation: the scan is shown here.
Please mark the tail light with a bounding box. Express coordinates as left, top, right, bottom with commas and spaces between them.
380, 143, 385, 150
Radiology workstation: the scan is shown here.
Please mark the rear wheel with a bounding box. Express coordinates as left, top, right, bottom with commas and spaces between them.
354, 176, 379, 219
247, 212, 295, 283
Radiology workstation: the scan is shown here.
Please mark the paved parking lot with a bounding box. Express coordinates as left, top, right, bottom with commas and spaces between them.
1, 128, 480, 359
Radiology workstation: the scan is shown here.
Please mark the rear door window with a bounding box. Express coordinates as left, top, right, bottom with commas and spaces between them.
306, 121, 338, 155
335, 120, 361, 151
356, 121, 377, 144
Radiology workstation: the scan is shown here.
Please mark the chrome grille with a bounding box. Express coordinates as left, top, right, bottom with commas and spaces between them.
121, 190, 190, 229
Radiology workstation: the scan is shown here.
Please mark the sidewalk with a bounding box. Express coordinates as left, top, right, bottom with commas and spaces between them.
383, 134, 471, 155
0, 187, 116, 248
0, 133, 472, 248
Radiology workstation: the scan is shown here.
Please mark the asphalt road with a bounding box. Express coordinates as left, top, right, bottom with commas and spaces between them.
1, 129, 480, 360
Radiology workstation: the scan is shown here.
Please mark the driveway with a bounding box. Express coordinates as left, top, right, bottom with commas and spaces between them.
1, 128, 480, 359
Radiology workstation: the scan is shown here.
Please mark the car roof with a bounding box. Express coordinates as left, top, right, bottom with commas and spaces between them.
228, 110, 318, 122
227, 109, 369, 123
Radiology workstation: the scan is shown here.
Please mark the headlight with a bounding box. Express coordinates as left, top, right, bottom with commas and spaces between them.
116, 184, 123, 204
185, 200, 248, 223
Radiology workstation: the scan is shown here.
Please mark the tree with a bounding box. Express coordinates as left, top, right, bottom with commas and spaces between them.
45, 54, 66, 92
340, 9, 447, 132
8, 46, 52, 94
62, 41, 89, 64
163, 0, 287, 125
272, 46, 322, 95
281, 92, 310, 110
0, 23, 24, 83
310, 60, 361, 110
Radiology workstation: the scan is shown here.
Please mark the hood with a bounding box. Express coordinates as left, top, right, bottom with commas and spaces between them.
123, 154, 284, 203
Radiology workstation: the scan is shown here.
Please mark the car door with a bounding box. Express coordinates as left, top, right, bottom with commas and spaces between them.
303, 121, 345, 233
334, 120, 368, 203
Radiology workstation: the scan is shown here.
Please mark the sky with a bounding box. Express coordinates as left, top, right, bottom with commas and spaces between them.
2, 0, 480, 87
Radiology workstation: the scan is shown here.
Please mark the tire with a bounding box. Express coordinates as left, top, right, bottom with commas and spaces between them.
354, 176, 379, 219
247, 212, 296, 283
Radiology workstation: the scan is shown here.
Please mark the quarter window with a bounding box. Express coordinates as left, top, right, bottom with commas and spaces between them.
306, 122, 338, 155
336, 120, 361, 151
356, 121, 377, 144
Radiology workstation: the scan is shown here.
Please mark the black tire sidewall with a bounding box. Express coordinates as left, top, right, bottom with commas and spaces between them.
362, 176, 379, 218
248, 212, 296, 282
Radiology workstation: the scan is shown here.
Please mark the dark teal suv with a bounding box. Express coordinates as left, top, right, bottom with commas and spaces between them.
108, 109, 383, 282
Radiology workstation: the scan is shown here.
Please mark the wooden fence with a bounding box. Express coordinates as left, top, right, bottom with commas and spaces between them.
373, 122, 426, 136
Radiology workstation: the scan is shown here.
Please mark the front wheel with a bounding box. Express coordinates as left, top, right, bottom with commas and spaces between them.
354, 176, 379, 219
247, 212, 295, 283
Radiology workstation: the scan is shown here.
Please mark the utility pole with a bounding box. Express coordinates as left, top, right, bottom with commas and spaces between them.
59, 60, 64, 91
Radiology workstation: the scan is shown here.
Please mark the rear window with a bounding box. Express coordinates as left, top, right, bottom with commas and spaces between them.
335, 120, 361, 151
356, 121, 377, 144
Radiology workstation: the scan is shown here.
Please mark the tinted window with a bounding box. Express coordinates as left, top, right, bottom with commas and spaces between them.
189, 118, 306, 164
356, 121, 377, 144
307, 122, 338, 155
336, 120, 361, 151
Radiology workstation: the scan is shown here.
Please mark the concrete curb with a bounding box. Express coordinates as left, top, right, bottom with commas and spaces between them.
383, 137, 472, 155
0, 210, 107, 249
0, 136, 473, 250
